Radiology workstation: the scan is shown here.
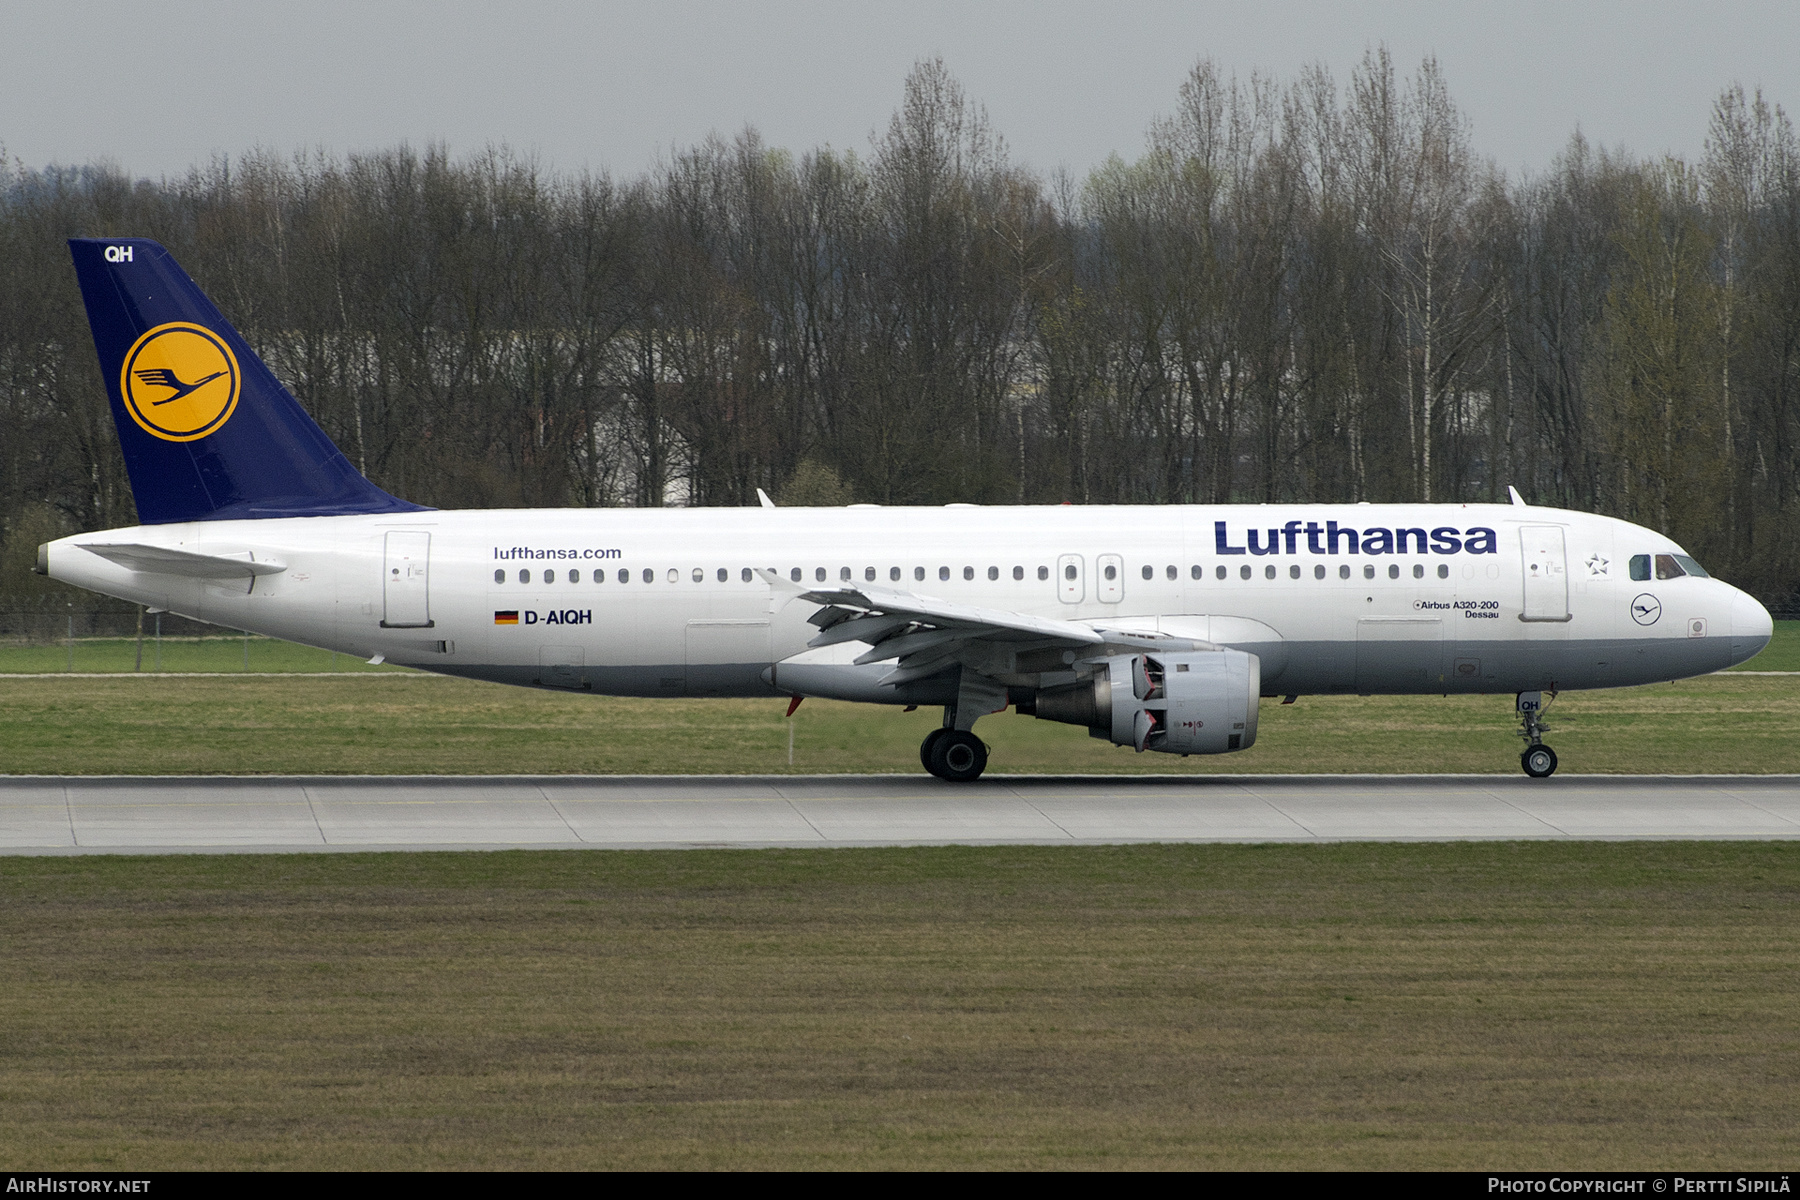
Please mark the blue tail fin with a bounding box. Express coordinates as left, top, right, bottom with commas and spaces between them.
68, 237, 428, 524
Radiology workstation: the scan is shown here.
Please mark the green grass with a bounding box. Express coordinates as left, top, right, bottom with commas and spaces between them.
0, 619, 1794, 775
1, 671, 1798, 775
7, 617, 1796, 674
0, 634, 407, 674
1, 843, 1794, 1169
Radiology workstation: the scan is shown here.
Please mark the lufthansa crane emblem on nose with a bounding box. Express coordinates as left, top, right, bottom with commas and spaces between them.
1630, 593, 1662, 626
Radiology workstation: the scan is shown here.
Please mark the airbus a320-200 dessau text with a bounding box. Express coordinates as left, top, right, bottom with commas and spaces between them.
39, 239, 1774, 779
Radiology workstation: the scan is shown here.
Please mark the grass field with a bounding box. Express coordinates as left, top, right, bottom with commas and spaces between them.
6, 620, 1799, 675
2, 670, 1798, 775
1, 843, 1794, 1170
0, 634, 406, 675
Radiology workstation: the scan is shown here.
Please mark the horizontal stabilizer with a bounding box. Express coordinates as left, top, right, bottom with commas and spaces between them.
78, 542, 286, 579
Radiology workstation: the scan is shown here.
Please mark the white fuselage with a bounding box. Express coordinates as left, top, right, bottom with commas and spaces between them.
45, 502, 1773, 701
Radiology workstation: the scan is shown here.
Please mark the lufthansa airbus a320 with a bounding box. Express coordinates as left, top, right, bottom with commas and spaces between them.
38, 239, 1775, 779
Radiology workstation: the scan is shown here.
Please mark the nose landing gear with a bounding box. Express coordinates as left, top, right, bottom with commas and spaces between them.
1517, 691, 1558, 778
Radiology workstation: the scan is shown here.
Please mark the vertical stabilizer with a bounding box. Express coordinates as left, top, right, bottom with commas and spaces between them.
67, 237, 427, 523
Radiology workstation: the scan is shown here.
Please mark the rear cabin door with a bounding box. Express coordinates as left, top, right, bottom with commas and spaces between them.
381, 531, 432, 628
1519, 525, 1571, 621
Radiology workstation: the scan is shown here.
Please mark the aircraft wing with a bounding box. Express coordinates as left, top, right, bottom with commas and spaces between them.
78, 543, 287, 579
761, 570, 1203, 687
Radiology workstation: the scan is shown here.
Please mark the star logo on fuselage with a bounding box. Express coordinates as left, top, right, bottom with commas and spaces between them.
1586, 553, 1609, 576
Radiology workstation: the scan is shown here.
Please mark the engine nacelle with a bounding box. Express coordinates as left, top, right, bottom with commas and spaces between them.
1023, 650, 1260, 754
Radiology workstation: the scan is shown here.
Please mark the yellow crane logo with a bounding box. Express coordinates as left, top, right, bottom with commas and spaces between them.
120, 323, 240, 442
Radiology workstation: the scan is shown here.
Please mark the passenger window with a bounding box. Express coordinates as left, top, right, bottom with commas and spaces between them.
892, 567, 903, 582
1140, 564, 1153, 581
1437, 564, 1449, 579
643, 569, 655, 584
595, 569, 606, 583
866, 567, 877, 582
840, 566, 852, 582
494, 569, 505, 584
571, 569, 581, 584
1673, 554, 1709, 578
694, 568, 704, 583
667, 568, 679, 583
1104, 564, 1117, 581
1364, 565, 1375, 580
1388, 564, 1400, 580
915, 567, 926, 582
963, 566, 974, 581
1166, 564, 1177, 580
1264, 565, 1276, 580
816, 567, 827, 582
791, 568, 802, 583
1239, 565, 1251, 580
1630, 554, 1651, 581
1065, 564, 1077, 580
1217, 565, 1227, 580
518, 569, 529, 584
618, 568, 630, 584
718, 568, 728, 582
741, 568, 753, 583
1013, 566, 1024, 581
1191, 565, 1202, 580
1412, 564, 1424, 579
1655, 554, 1684, 580
988, 566, 999, 581
939, 566, 950, 581
543, 569, 554, 584
1340, 565, 1351, 579
1289, 565, 1300, 579
1314, 565, 1325, 580
1037, 566, 1049, 581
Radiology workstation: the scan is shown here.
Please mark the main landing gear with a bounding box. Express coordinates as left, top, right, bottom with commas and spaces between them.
1517, 690, 1558, 778
920, 726, 989, 782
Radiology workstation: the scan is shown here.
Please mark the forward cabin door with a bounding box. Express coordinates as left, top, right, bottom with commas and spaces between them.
1519, 525, 1571, 621
381, 531, 432, 628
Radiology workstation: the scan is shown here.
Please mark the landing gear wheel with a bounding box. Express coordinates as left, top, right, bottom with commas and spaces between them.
919, 728, 949, 771
927, 729, 989, 782
1521, 745, 1558, 779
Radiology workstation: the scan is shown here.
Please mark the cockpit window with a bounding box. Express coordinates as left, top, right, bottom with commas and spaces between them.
1629, 554, 1650, 581
1654, 554, 1684, 580
1673, 554, 1709, 578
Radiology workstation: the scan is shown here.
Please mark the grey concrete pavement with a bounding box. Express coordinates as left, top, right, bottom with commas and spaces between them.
3, 774, 1800, 853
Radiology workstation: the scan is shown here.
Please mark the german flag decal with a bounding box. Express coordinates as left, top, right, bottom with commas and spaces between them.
494, 610, 519, 625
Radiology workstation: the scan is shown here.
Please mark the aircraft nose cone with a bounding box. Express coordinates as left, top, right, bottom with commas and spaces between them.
1730, 590, 1774, 667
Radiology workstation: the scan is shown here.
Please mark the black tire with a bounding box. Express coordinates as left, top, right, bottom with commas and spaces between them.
919, 727, 949, 771
927, 729, 988, 782
1521, 745, 1558, 778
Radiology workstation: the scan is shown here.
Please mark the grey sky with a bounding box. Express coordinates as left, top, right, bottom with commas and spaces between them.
5, 1, 1795, 184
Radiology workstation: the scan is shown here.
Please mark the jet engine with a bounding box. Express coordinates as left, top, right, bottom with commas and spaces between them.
1020, 650, 1260, 754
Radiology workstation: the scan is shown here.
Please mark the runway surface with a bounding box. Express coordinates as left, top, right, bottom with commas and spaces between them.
3, 774, 1800, 854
